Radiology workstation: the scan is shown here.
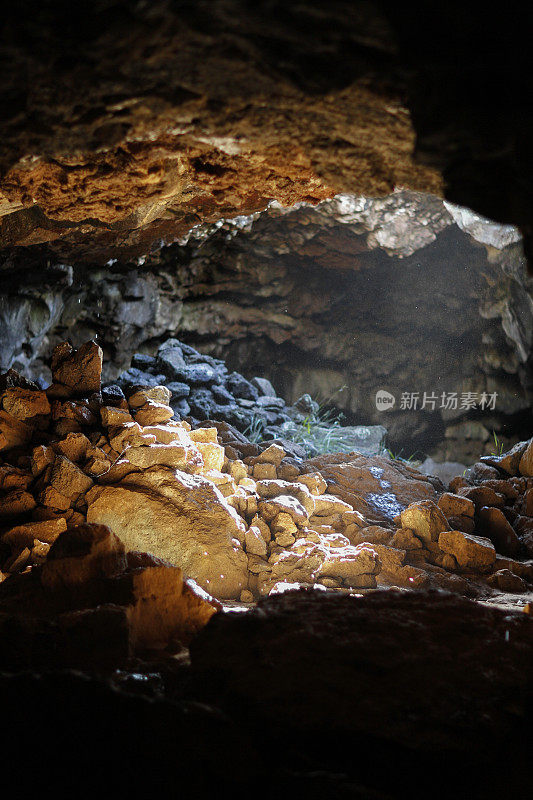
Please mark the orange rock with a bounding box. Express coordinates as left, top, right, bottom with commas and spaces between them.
400, 500, 449, 544
438, 492, 475, 519
0, 489, 36, 518
438, 530, 495, 571
2, 517, 68, 548
0, 409, 33, 451
50, 340, 103, 396
1, 387, 50, 420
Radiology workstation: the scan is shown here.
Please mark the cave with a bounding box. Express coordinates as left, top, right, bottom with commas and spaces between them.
1, 3, 533, 798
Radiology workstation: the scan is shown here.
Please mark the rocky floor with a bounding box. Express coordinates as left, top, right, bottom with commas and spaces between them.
1, 337, 533, 795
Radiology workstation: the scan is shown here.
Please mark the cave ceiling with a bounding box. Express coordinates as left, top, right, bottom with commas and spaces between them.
0, 1, 530, 265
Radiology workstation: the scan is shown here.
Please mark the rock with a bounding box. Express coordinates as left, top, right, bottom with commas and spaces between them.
0, 409, 32, 451
438, 492, 475, 519
134, 401, 174, 426
400, 500, 449, 544
54, 433, 91, 463
519, 440, 533, 477
251, 377, 277, 397
50, 456, 93, 502
438, 530, 495, 571
476, 507, 522, 558
390, 528, 424, 550
124, 443, 202, 471
1, 387, 50, 420
258, 496, 308, 527
225, 373, 259, 401
457, 485, 505, 510
245, 526, 267, 557
86, 472, 249, 599
319, 544, 380, 584
303, 453, 437, 526
2, 518, 67, 549
296, 472, 327, 496
488, 569, 529, 593
481, 441, 528, 475
100, 406, 133, 427
41, 523, 127, 593
50, 341, 102, 396
0, 489, 36, 518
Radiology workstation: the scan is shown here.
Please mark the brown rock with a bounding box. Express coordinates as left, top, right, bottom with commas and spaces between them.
400, 500, 449, 544
296, 472, 328, 496
100, 406, 134, 427
41, 523, 127, 593
51, 340, 103, 396
196, 441, 225, 472
457, 485, 505, 510
124, 443, 202, 471
53, 433, 91, 463
477, 506, 522, 558
0, 409, 33, 451
134, 401, 174, 426
390, 528, 424, 550
2, 517, 67, 548
519, 440, 533, 477
319, 544, 380, 582
245, 526, 267, 557
438, 530, 495, 571
255, 479, 316, 516
251, 444, 286, 468
1, 387, 51, 420
39, 485, 71, 511
487, 569, 529, 593
481, 440, 528, 475
50, 455, 94, 501
253, 463, 277, 480
304, 453, 436, 526
127, 386, 172, 408
445, 514, 476, 534
86, 471, 249, 599
438, 492, 475, 519
258, 495, 308, 527
479, 480, 519, 502
0, 489, 36, 518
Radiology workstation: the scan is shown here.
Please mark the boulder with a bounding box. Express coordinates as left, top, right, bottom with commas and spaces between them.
50, 341, 103, 396
400, 500, 449, 544
86, 471, 249, 599
303, 453, 437, 526
438, 530, 495, 571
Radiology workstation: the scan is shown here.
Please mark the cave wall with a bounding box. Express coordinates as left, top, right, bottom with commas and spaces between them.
1, 191, 530, 459
0, 1, 531, 266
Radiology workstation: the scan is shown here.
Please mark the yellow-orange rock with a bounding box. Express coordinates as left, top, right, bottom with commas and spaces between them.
86, 469, 249, 599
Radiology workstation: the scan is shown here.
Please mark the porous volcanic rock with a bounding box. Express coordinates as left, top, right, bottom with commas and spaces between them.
190, 588, 533, 797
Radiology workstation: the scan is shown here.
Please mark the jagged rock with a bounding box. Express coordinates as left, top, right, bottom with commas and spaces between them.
86, 471, 249, 599
49, 341, 102, 397
438, 530, 495, 572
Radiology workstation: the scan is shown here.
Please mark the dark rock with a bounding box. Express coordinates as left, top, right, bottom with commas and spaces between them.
166, 381, 191, 399
157, 349, 187, 378
211, 384, 234, 405
116, 368, 162, 389
191, 589, 533, 798
171, 399, 191, 418
101, 384, 126, 406
251, 376, 277, 397
225, 372, 259, 401
131, 353, 157, 371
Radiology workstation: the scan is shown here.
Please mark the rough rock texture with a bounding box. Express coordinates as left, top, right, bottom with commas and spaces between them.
1, 1, 531, 266
1, 193, 528, 460
0, 1, 444, 263
190, 589, 533, 797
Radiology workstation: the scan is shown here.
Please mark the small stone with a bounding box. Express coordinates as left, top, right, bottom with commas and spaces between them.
438, 492, 475, 519
457, 485, 505, 510
254, 444, 286, 468
2, 517, 67, 548
0, 409, 32, 451
100, 406, 133, 426
240, 589, 254, 603
438, 530, 496, 571
488, 569, 528, 593
50, 455, 94, 501
134, 401, 174, 426
253, 463, 277, 480
39, 486, 72, 511
274, 531, 296, 547
245, 526, 267, 557
0, 489, 37, 518
54, 432, 91, 463
128, 385, 172, 408
476, 506, 521, 558
51, 340, 102, 396
1, 387, 51, 420
390, 528, 423, 550
196, 441, 225, 472
400, 500, 449, 544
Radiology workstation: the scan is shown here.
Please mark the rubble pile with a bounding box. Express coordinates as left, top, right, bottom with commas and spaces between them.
1, 339, 533, 616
